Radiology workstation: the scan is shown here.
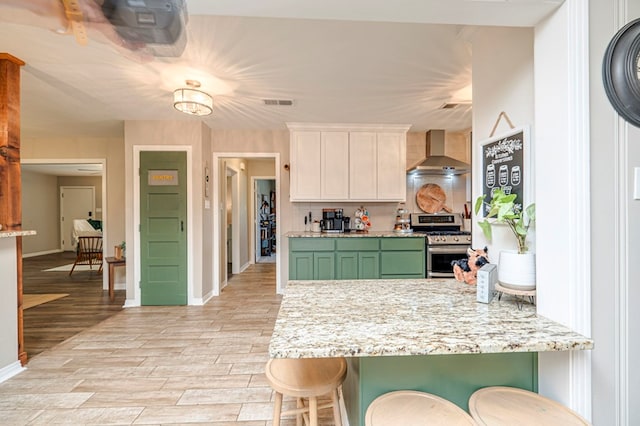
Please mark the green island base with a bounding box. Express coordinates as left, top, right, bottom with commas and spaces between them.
343, 352, 537, 426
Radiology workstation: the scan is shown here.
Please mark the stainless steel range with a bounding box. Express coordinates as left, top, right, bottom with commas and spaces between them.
410, 213, 472, 278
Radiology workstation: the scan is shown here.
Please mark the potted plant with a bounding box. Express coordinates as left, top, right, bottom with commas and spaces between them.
474, 189, 536, 290
114, 241, 126, 259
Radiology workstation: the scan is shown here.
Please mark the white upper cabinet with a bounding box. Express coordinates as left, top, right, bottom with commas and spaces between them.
290, 131, 321, 200
288, 123, 410, 202
321, 131, 349, 200
349, 132, 377, 200
376, 132, 406, 200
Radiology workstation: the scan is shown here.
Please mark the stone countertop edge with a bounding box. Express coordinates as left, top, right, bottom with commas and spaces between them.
269, 279, 594, 359
286, 231, 423, 238
0, 230, 37, 238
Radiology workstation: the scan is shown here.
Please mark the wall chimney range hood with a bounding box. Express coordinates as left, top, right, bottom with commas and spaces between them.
407, 129, 470, 176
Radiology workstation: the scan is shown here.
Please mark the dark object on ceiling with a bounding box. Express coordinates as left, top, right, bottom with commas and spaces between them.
602, 18, 640, 128
101, 0, 188, 57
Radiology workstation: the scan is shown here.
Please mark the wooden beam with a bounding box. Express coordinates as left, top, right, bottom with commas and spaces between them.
0, 53, 24, 231
0, 52, 26, 365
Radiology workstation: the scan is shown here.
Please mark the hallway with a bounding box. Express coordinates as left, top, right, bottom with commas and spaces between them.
1, 263, 335, 425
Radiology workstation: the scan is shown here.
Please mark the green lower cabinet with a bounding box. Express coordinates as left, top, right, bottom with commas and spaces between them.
289, 237, 424, 280
358, 252, 379, 279
343, 353, 538, 426
313, 252, 335, 280
336, 252, 358, 279
379, 238, 425, 279
335, 252, 380, 279
289, 252, 314, 280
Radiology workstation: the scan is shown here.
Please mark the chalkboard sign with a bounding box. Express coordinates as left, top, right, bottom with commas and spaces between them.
478, 126, 530, 216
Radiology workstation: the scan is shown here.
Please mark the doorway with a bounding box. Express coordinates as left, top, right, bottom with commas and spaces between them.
254, 178, 276, 264
139, 151, 188, 306
212, 153, 282, 296
132, 146, 193, 307
60, 186, 95, 251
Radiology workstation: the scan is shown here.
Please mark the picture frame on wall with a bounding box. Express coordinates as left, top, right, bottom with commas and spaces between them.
477, 125, 531, 217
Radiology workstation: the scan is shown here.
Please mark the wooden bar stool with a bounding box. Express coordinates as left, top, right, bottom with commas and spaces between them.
365, 390, 476, 426
469, 386, 591, 425
265, 357, 347, 426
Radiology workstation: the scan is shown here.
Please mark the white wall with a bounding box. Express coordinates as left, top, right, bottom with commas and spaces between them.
0, 237, 19, 379
589, 0, 640, 423
201, 125, 213, 301
471, 26, 535, 256
21, 171, 58, 255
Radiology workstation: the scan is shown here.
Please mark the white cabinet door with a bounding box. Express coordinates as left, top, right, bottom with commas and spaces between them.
376, 132, 406, 200
290, 131, 321, 200
321, 131, 349, 200
289, 124, 408, 202
349, 132, 377, 200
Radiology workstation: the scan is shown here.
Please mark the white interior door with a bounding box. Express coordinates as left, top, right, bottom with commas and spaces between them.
60, 186, 95, 251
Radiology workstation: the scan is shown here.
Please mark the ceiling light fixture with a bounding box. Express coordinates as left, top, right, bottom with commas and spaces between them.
173, 80, 213, 116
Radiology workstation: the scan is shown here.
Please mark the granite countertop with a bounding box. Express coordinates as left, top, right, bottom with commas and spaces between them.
269, 279, 594, 358
0, 230, 37, 238
286, 231, 422, 238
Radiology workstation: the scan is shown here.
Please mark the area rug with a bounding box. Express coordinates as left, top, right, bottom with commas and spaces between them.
23, 294, 69, 309
43, 264, 97, 272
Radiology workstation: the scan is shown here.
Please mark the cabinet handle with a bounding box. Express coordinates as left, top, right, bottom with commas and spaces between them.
181, 221, 184, 232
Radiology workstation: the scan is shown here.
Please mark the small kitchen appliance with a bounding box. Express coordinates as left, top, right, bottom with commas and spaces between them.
476, 263, 497, 303
321, 208, 345, 233
410, 213, 472, 278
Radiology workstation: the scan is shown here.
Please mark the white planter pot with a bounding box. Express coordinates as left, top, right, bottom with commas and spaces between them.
498, 250, 536, 290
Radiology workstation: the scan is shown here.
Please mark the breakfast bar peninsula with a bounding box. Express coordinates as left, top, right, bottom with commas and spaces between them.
269, 279, 593, 426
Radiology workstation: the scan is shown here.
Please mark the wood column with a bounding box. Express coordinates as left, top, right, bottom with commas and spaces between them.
0, 52, 27, 365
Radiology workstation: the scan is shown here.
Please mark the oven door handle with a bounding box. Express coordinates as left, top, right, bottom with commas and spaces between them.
429, 272, 459, 278
427, 246, 469, 254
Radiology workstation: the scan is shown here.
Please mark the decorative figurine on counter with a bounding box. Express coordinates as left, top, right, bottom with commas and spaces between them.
353, 206, 371, 232
451, 247, 489, 285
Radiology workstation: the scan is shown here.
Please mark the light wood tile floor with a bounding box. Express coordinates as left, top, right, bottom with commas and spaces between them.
2, 263, 338, 425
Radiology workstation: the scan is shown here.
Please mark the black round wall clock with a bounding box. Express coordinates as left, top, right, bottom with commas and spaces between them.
602, 18, 640, 128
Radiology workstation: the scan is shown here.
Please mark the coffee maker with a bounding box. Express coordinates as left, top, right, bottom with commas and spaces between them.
321, 208, 345, 233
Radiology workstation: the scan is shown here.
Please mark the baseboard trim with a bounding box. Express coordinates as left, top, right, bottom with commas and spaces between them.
23, 249, 63, 258
123, 299, 140, 308
0, 361, 25, 384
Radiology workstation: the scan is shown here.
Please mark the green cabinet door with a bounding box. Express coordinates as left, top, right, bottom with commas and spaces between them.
314, 252, 335, 280
336, 238, 380, 279
380, 237, 425, 279
336, 252, 358, 279
358, 252, 380, 279
290, 252, 314, 280
289, 238, 335, 280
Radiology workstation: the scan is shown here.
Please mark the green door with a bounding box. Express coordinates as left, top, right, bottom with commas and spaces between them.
140, 151, 187, 305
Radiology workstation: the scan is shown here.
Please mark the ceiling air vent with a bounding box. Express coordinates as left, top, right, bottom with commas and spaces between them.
263, 99, 294, 106
439, 101, 472, 109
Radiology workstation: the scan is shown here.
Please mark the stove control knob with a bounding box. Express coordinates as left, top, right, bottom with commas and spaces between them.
453, 236, 459, 242
466, 236, 472, 242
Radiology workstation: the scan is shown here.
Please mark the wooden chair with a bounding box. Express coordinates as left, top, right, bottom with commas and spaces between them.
365, 390, 476, 426
69, 236, 103, 275
468, 386, 591, 425
265, 357, 347, 426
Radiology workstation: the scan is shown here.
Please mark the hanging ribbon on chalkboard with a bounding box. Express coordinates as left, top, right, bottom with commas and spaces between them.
489, 111, 516, 137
